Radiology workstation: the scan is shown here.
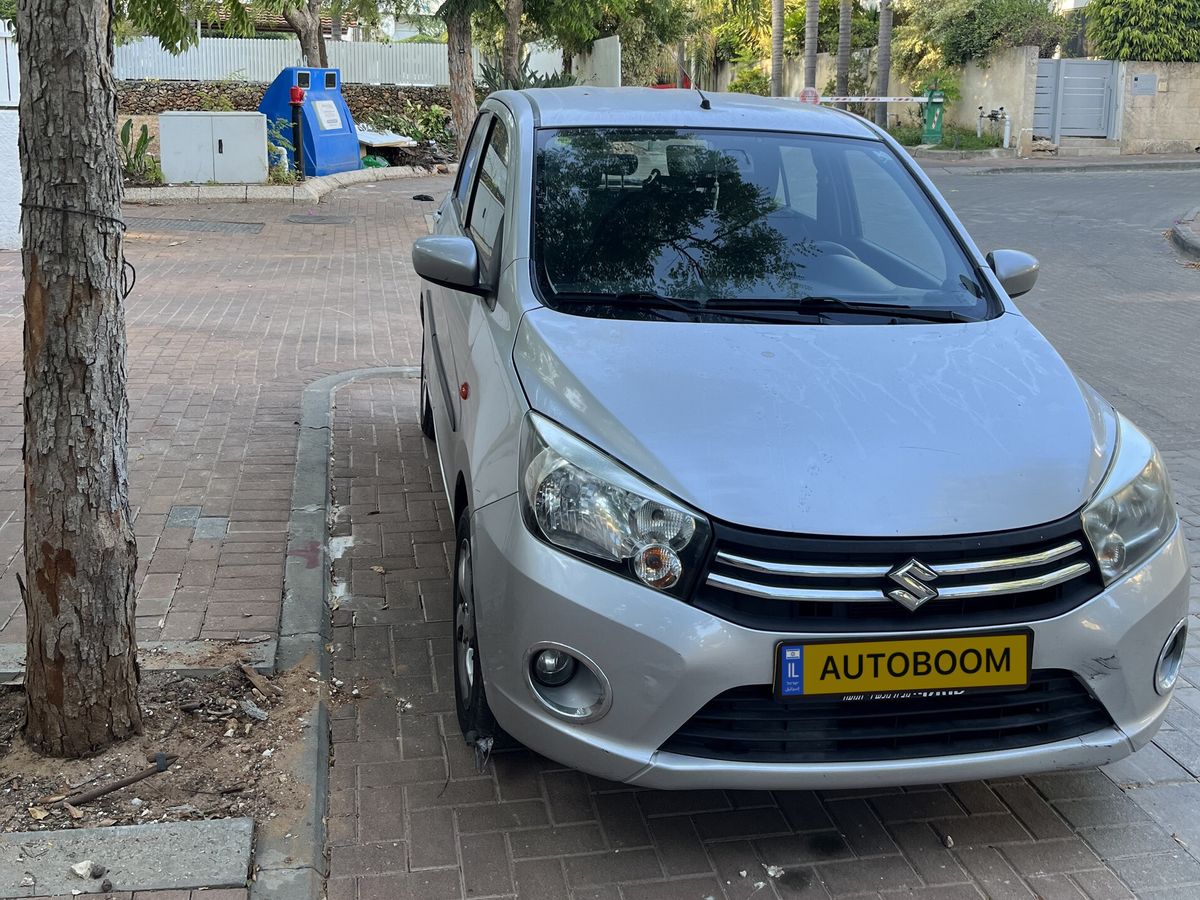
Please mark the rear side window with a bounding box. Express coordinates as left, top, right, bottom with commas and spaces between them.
845, 146, 947, 281
778, 146, 817, 218
467, 119, 509, 258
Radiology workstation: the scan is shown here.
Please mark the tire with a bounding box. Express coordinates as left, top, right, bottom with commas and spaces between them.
419, 340, 436, 441
451, 508, 510, 749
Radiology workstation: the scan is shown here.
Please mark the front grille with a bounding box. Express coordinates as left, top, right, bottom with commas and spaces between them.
695, 514, 1103, 632
660, 670, 1113, 763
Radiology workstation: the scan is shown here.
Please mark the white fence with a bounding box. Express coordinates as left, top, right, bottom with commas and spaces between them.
1, 19, 17, 106
114, 36, 481, 85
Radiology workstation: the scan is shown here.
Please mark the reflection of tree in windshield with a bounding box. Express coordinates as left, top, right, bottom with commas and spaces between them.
536, 129, 807, 301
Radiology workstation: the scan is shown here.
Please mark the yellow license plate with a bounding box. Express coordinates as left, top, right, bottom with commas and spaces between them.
776, 632, 1031, 698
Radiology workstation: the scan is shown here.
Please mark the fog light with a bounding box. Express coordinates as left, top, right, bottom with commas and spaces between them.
633, 543, 682, 590
1156, 618, 1188, 695
533, 648, 577, 687
524, 643, 612, 723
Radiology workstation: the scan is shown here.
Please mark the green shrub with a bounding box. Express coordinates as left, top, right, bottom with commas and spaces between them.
478, 57, 579, 92
118, 118, 163, 185
895, 0, 1065, 75
728, 65, 770, 96
1086, 0, 1200, 61
362, 101, 455, 146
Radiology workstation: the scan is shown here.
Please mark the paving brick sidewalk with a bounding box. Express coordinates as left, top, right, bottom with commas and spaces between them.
0, 177, 447, 646
323, 378, 1200, 900
26, 890, 246, 899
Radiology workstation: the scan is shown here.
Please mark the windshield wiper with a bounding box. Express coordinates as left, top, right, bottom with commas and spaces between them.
550, 291, 829, 324
705, 296, 971, 323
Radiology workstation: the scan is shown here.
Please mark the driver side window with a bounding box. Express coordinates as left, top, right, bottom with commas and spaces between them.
454, 114, 491, 211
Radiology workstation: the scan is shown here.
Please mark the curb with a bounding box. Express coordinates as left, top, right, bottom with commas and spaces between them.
910, 147, 1015, 161
1170, 206, 1200, 261
931, 158, 1200, 176
251, 365, 419, 900
126, 164, 457, 205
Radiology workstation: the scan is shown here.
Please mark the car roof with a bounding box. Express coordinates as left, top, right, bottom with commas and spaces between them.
512, 86, 880, 139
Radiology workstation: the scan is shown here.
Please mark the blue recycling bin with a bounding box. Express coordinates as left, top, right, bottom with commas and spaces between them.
259, 67, 360, 177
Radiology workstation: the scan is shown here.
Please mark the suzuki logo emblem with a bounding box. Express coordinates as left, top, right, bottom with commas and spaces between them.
886, 558, 939, 611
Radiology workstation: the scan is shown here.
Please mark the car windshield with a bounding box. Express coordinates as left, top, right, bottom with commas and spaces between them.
533, 127, 996, 322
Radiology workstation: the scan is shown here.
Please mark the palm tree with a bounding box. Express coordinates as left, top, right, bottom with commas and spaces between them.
803, 0, 818, 89
874, 0, 892, 127
770, 0, 784, 96
835, 0, 851, 108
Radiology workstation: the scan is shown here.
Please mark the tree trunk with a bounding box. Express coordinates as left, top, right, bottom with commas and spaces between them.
502, 0, 523, 86
803, 0, 819, 89
446, 4, 477, 156
835, 0, 851, 109
676, 40, 685, 87
17, 0, 141, 757
874, 0, 892, 127
283, 0, 328, 68
331, 2, 342, 42
769, 0, 784, 97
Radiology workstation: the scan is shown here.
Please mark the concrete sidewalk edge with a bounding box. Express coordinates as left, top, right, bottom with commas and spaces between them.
922, 157, 1200, 175
1170, 206, 1200, 260
253, 366, 419, 900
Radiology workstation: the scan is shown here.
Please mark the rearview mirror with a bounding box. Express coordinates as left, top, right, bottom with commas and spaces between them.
412, 235, 489, 296
986, 249, 1039, 298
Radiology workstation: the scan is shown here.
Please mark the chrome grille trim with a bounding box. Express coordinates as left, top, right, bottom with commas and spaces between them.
706, 561, 1092, 604
713, 540, 1083, 579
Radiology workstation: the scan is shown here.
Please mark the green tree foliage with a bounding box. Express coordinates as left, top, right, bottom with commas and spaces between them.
784, 0, 875, 55
728, 64, 770, 93
1086, 0, 1200, 61
897, 0, 1064, 70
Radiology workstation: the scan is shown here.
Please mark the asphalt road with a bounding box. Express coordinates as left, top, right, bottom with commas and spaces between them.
926, 167, 1200, 452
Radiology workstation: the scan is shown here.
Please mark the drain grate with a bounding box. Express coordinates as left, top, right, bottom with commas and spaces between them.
126, 217, 265, 235
285, 214, 354, 225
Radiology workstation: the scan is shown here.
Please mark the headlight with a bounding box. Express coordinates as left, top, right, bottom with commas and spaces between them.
1081, 415, 1177, 584
520, 412, 711, 594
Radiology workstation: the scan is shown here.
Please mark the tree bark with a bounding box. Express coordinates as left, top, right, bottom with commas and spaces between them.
446, 4, 477, 156
770, 0, 784, 97
283, 0, 328, 68
502, 0, 523, 86
874, 0, 892, 127
331, 0, 343, 42
836, 0, 851, 109
17, 0, 142, 757
803, 0, 819, 89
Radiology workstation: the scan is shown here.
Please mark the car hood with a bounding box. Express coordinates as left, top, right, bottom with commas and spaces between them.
513, 309, 1115, 537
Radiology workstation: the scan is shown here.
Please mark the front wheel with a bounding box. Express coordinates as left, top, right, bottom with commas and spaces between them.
451, 509, 507, 748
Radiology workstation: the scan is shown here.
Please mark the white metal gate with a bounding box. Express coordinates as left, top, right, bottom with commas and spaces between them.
1035, 59, 1117, 141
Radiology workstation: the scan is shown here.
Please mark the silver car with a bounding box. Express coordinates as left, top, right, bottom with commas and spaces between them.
412, 87, 1190, 789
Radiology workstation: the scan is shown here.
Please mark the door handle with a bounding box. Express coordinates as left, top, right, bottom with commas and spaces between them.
218, 139, 224, 154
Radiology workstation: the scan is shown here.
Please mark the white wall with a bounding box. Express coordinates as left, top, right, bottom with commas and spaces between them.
0, 21, 19, 251
573, 35, 621, 87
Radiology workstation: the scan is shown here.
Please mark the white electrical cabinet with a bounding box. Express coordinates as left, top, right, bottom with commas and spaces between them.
159, 112, 269, 184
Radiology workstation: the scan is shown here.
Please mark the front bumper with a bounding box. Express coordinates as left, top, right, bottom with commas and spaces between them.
472, 495, 1191, 790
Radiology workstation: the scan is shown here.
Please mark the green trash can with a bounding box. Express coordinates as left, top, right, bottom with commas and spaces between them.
922, 89, 945, 145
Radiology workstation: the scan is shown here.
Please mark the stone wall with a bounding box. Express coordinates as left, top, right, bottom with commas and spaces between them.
117, 80, 453, 120
946, 45, 1038, 151
1116, 62, 1200, 155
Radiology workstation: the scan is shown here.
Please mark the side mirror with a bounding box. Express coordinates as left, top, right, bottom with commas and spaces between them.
412, 235, 489, 296
986, 249, 1039, 298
